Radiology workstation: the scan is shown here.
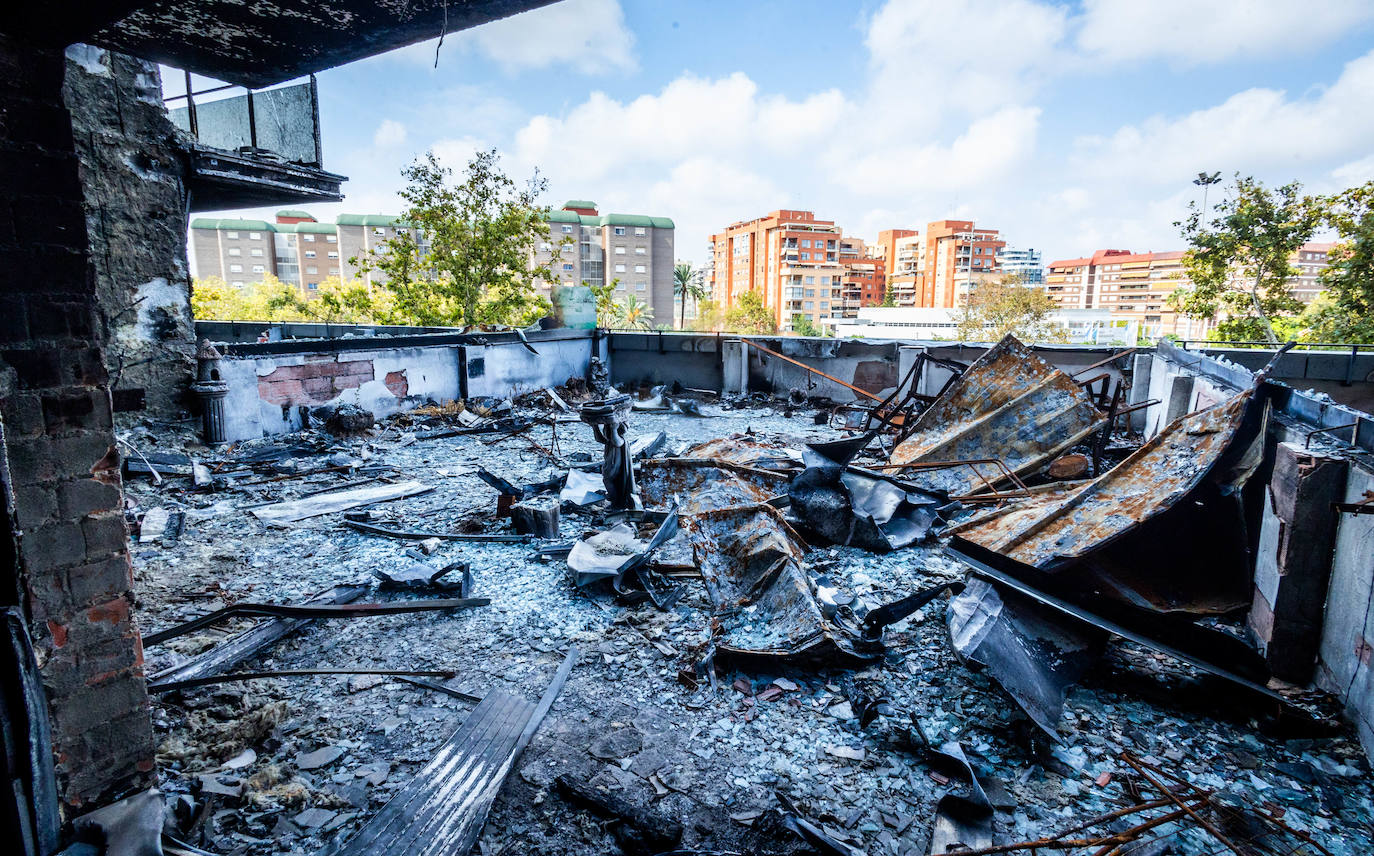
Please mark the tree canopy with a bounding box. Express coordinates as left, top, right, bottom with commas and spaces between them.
1301, 180, 1374, 344
354, 148, 553, 328
1174, 175, 1323, 343
723, 289, 778, 334
956, 276, 1065, 343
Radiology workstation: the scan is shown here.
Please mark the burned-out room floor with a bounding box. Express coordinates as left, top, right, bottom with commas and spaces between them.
123, 402, 1374, 856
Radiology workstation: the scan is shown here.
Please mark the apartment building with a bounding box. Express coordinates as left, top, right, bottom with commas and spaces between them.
999, 247, 1044, 285
708, 209, 847, 332
191, 210, 412, 291
532, 200, 676, 322
1285, 241, 1335, 304
882, 220, 1005, 308
193, 202, 674, 317
191, 210, 347, 292
874, 228, 918, 280
1045, 249, 1208, 339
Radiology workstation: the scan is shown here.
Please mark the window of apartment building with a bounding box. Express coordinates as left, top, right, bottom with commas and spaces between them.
562, 264, 574, 271
304, 250, 316, 258
327, 235, 337, 243
250, 248, 264, 257
229, 264, 243, 273
805, 289, 815, 297
615, 246, 626, 255
252, 264, 265, 273
327, 251, 338, 259
635, 247, 646, 255
302, 234, 314, 242
820, 276, 830, 284
803, 301, 814, 309
329, 267, 339, 275
634, 264, 646, 273
231, 280, 245, 287
804, 276, 815, 284
634, 227, 646, 236
801, 252, 810, 260
540, 242, 552, 251
636, 282, 646, 291
307, 282, 318, 290
801, 239, 811, 248
562, 244, 573, 254
614, 227, 626, 235
615, 263, 626, 273
226, 231, 239, 239
307, 266, 318, 274
228, 247, 241, 256
562, 225, 573, 233
372, 227, 385, 236
248, 232, 261, 240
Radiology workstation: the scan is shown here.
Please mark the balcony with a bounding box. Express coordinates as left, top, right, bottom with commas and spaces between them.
167, 72, 345, 210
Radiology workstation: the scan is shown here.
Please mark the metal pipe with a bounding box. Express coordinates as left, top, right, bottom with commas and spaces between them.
742, 338, 884, 403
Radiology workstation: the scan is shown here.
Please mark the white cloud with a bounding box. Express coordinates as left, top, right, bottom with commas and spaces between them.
1073, 50, 1374, 185
863, 0, 1067, 126
452, 0, 636, 75
1077, 0, 1374, 65
373, 119, 407, 148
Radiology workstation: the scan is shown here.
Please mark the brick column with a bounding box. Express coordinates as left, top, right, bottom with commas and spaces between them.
0, 31, 154, 812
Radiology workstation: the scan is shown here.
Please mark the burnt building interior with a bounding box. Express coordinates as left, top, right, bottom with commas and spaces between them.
4, 3, 1374, 856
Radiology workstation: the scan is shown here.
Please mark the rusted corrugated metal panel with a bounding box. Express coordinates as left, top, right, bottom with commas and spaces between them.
679, 437, 800, 472
951, 389, 1257, 568
890, 335, 1105, 495
638, 459, 789, 515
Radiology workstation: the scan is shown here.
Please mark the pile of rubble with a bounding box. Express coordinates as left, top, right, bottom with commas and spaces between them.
95, 335, 1372, 856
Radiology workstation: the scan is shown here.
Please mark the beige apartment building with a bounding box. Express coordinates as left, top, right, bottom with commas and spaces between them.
1045, 242, 1336, 340
192, 202, 675, 320
530, 200, 676, 323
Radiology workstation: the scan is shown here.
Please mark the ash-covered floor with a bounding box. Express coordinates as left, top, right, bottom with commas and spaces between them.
124, 399, 1374, 855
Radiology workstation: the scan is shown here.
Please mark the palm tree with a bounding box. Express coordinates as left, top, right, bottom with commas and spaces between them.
674, 263, 694, 329
622, 295, 654, 330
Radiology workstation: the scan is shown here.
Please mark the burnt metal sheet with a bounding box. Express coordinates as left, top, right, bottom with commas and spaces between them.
683, 505, 878, 666
790, 463, 944, 552
947, 577, 1104, 740
328, 648, 576, 856
949, 541, 1323, 731
679, 436, 801, 472
927, 741, 995, 854
566, 511, 682, 608
4, 609, 60, 856
948, 387, 1268, 616
638, 459, 789, 515
890, 335, 1105, 495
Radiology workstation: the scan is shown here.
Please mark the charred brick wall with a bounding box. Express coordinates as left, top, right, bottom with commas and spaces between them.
62, 45, 196, 417
0, 32, 154, 813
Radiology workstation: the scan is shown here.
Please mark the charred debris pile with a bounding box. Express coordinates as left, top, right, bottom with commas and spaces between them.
105, 335, 1371, 856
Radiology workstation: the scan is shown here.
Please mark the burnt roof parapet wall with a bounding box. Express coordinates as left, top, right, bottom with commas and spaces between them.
0, 31, 155, 815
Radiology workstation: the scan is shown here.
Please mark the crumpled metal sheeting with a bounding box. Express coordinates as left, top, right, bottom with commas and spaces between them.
683, 505, 878, 666
947, 576, 1105, 740
679, 436, 802, 472
790, 464, 944, 552
950, 388, 1260, 570
927, 741, 995, 855
638, 458, 789, 515
890, 335, 1105, 495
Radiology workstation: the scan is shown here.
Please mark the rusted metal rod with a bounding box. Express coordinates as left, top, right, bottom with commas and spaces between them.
742, 338, 885, 404
1122, 753, 1246, 856
1071, 347, 1138, 379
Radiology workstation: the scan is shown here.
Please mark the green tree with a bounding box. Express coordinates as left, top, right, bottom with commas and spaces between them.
724, 289, 778, 334
1174, 175, 1323, 343
790, 314, 828, 337
356, 149, 554, 327
1300, 180, 1374, 344
690, 299, 726, 332
956, 275, 1065, 343
879, 287, 896, 307
589, 280, 626, 328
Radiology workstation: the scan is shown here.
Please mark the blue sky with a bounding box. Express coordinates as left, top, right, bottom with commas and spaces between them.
185, 0, 1374, 273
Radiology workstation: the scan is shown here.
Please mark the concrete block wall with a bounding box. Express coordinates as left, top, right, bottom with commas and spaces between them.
216, 333, 594, 441
0, 33, 154, 812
